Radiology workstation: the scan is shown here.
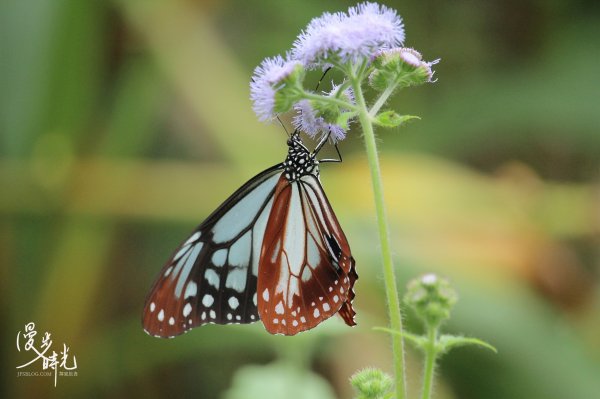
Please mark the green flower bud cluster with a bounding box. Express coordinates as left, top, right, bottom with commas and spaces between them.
350, 368, 394, 399
404, 273, 457, 329
370, 48, 437, 92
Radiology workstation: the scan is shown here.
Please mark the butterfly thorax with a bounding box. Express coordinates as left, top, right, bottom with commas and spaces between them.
282, 135, 318, 182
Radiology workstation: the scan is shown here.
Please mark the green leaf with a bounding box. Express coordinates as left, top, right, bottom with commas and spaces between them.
438, 334, 498, 354
336, 111, 357, 130
373, 326, 427, 350
373, 111, 420, 128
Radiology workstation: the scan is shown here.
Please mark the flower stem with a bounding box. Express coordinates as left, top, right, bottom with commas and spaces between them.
421, 327, 438, 399
303, 92, 359, 112
350, 74, 407, 399
369, 82, 399, 117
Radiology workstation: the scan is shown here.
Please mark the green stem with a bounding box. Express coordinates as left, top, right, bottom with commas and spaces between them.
350, 74, 407, 399
369, 82, 399, 117
303, 92, 359, 112
421, 327, 438, 399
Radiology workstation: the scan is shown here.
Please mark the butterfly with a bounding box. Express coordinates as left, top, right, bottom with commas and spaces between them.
142, 132, 357, 337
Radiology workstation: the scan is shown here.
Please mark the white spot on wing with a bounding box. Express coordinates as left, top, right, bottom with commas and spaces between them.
225, 268, 247, 292
333, 295, 339, 303
323, 303, 330, 311
202, 294, 214, 307
173, 244, 191, 262
150, 302, 155, 312
212, 249, 227, 267
168, 317, 175, 325
185, 281, 197, 299
204, 269, 220, 289
209, 310, 216, 319
157, 309, 164, 321
313, 308, 320, 318
183, 303, 192, 317
301, 266, 312, 282
262, 288, 270, 301
184, 231, 201, 245
253, 293, 257, 306
275, 301, 284, 314
228, 296, 239, 310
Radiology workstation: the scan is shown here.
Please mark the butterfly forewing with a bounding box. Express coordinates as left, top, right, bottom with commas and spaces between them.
257, 174, 357, 335
142, 166, 283, 338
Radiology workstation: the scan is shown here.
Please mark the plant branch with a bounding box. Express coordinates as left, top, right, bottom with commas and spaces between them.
350, 70, 406, 399
421, 327, 438, 399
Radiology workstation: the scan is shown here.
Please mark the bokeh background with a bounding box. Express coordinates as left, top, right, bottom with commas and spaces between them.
2, 0, 599, 398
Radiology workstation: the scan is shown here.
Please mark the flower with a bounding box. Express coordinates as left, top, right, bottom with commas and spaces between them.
250, 55, 303, 122
292, 83, 355, 142
292, 100, 349, 142
292, 2, 405, 68
404, 273, 457, 328
370, 48, 440, 91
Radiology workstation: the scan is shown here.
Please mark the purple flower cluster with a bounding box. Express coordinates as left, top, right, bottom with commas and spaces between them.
249, 2, 431, 142
292, 2, 405, 68
292, 84, 355, 141
250, 55, 302, 122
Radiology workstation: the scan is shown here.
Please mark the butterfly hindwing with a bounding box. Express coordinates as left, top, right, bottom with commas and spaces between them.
257, 174, 357, 335
142, 166, 283, 338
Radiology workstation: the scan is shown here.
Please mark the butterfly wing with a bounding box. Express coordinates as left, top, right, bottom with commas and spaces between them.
142, 165, 283, 338
257, 174, 357, 335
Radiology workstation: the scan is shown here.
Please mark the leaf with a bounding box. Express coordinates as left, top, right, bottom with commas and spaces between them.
373, 326, 427, 350
336, 111, 357, 130
438, 334, 498, 354
373, 111, 420, 128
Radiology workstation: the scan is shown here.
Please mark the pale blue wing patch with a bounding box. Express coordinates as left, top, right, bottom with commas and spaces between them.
143, 167, 283, 338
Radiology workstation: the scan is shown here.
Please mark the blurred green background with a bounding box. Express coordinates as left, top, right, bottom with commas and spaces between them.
2, 0, 599, 398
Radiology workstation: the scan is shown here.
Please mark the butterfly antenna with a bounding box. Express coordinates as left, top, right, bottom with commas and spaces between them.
333, 141, 343, 162
313, 129, 332, 155
276, 115, 290, 136
315, 67, 331, 92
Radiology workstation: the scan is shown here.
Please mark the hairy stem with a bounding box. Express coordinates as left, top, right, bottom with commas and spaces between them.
350, 73, 407, 399
302, 92, 359, 112
421, 327, 438, 399
369, 82, 399, 117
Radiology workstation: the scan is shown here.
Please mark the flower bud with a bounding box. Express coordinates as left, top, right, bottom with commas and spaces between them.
369, 47, 438, 91
404, 273, 457, 329
350, 368, 393, 399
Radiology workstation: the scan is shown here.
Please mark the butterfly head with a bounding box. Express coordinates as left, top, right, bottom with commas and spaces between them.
283, 133, 318, 181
